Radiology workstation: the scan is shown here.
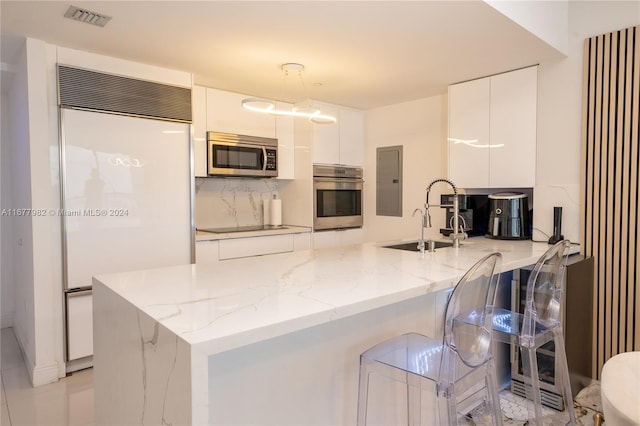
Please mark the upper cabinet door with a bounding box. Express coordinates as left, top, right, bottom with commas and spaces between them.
448, 78, 491, 188
311, 102, 364, 167
339, 107, 364, 167
489, 66, 537, 188
312, 102, 341, 164
206, 88, 276, 138
448, 66, 537, 189
192, 85, 208, 178
275, 101, 295, 180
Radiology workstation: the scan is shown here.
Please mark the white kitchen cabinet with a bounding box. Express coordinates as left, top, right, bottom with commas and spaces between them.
196, 232, 312, 262
312, 102, 341, 164
219, 234, 294, 260
276, 101, 295, 180
488, 67, 537, 187
293, 232, 312, 251
338, 107, 365, 167
448, 66, 537, 188
193, 87, 295, 179
66, 290, 93, 361
312, 228, 363, 249
206, 88, 276, 138
193, 85, 208, 177
195, 240, 220, 264
448, 78, 490, 187
312, 102, 364, 166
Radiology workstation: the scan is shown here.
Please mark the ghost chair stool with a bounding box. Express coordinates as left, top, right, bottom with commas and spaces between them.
356, 252, 504, 425
492, 240, 576, 425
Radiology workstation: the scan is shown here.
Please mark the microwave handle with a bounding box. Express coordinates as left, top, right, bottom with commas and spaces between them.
262, 147, 267, 171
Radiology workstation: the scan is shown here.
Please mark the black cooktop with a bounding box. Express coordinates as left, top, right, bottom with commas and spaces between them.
198, 225, 287, 234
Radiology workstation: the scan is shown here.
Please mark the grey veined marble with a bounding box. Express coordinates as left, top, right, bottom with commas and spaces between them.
195, 177, 278, 229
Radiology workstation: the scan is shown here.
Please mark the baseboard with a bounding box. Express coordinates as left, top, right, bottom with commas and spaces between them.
66, 355, 93, 373
31, 362, 60, 387
12, 327, 61, 387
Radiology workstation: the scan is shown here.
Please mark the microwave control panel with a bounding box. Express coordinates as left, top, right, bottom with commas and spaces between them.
265, 149, 277, 171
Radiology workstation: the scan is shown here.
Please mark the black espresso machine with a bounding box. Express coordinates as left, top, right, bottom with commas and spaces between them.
439, 194, 490, 237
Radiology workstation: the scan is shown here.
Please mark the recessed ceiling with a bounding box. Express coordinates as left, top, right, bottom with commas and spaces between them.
0, 1, 565, 109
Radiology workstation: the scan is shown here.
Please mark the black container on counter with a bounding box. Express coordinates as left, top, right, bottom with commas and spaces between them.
487, 192, 531, 240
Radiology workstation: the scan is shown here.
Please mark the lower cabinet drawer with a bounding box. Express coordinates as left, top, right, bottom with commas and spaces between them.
196, 240, 220, 263
66, 290, 93, 361
219, 234, 294, 260
313, 228, 364, 249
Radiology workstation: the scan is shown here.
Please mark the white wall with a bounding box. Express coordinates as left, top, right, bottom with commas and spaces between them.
7, 38, 66, 386
485, 0, 569, 55
8, 38, 37, 374
363, 95, 448, 244
1, 92, 15, 328
533, 1, 640, 244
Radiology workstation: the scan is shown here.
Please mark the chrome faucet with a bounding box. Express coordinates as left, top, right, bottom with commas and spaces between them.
412, 208, 426, 254
449, 214, 469, 240
424, 178, 466, 248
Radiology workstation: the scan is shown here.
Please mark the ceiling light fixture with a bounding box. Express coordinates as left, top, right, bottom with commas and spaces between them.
241, 63, 337, 125
448, 137, 504, 148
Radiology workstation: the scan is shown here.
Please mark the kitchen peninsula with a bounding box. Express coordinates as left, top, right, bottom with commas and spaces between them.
93, 238, 578, 425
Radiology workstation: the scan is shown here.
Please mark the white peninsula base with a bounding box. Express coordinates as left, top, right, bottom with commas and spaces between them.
94, 280, 446, 425
93, 239, 576, 425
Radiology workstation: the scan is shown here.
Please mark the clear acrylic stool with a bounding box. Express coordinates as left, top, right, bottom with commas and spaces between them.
356, 253, 504, 425
492, 240, 577, 425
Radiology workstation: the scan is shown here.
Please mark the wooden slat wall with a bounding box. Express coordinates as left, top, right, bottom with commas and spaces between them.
581, 25, 639, 379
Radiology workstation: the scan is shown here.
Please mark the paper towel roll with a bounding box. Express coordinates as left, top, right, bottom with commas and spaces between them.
263, 199, 271, 225
270, 198, 282, 227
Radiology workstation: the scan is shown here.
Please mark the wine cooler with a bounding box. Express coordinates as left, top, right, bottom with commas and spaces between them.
510, 255, 594, 410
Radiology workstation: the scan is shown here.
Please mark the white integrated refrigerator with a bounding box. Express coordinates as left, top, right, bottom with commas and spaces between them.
61, 108, 192, 367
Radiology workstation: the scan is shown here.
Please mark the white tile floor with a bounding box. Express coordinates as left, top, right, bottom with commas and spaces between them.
1, 328, 93, 426
497, 387, 604, 426
0, 327, 605, 426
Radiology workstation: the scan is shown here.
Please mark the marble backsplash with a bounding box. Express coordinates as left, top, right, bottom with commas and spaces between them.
195, 177, 279, 229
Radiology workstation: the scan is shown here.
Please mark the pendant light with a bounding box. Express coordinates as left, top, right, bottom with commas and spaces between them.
241, 63, 337, 124
448, 137, 504, 149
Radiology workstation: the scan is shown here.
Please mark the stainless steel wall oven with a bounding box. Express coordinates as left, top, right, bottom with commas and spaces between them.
313, 165, 363, 231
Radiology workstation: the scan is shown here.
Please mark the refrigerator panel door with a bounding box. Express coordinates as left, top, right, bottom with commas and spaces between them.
66, 290, 93, 360
62, 109, 191, 289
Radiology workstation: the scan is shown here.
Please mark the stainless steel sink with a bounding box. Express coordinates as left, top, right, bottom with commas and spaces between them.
383, 240, 454, 252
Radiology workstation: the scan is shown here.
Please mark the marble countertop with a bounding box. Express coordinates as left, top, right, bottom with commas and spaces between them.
195, 224, 311, 241
93, 237, 579, 357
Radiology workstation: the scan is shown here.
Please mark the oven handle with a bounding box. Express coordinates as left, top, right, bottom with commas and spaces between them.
313, 179, 363, 191
313, 177, 364, 184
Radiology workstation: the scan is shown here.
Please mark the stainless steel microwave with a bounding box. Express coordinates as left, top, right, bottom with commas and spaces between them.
207, 131, 278, 177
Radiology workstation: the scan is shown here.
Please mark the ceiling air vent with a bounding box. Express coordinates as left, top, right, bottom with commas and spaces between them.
64, 5, 112, 27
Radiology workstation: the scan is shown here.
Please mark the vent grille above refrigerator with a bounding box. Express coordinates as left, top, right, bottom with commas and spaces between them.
57, 65, 192, 123
64, 5, 112, 27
